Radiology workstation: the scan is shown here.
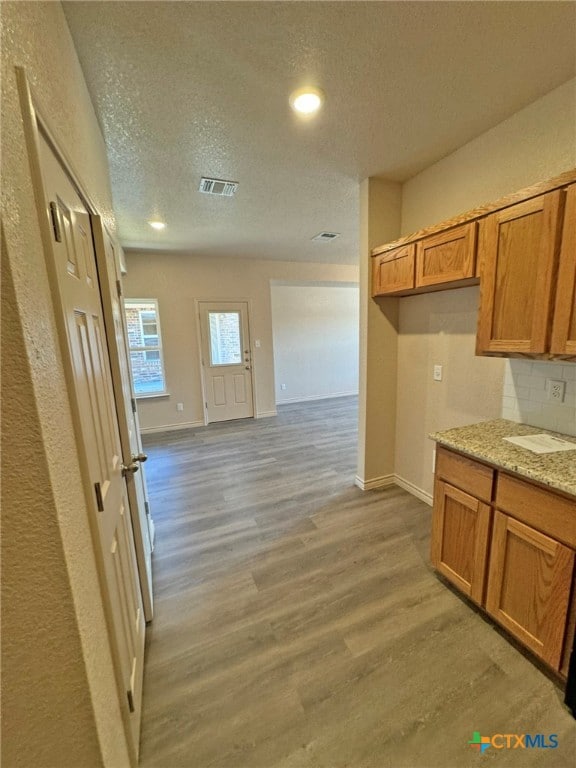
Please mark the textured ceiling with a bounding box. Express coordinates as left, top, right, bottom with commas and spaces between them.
63, 1, 576, 264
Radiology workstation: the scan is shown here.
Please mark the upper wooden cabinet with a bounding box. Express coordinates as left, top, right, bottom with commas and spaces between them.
371, 171, 576, 360
551, 184, 576, 357
415, 222, 476, 289
371, 225, 477, 297
476, 191, 565, 356
372, 243, 415, 295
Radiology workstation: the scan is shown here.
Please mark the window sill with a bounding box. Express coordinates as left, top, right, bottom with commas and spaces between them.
135, 392, 170, 400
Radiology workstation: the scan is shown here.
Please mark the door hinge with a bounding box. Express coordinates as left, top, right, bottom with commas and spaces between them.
49, 201, 62, 242
144, 500, 150, 517
131, 397, 137, 414
94, 482, 104, 512
127, 689, 135, 713
116, 278, 122, 297
205, 402, 208, 409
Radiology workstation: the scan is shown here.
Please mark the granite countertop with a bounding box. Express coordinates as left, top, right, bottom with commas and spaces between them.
430, 419, 576, 498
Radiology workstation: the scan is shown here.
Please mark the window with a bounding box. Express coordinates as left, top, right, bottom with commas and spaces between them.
124, 299, 167, 396
208, 311, 242, 366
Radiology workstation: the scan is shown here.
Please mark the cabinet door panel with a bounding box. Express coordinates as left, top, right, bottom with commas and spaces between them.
372, 244, 415, 296
431, 480, 491, 604
476, 191, 564, 355
415, 222, 476, 288
486, 512, 574, 669
551, 184, 576, 357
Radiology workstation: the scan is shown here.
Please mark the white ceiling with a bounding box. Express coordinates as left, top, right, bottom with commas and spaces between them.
63, 1, 576, 264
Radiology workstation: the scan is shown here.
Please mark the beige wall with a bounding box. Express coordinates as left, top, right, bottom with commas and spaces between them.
124, 253, 358, 431
357, 178, 402, 488
393, 77, 576, 499
271, 283, 359, 404
1, 2, 130, 766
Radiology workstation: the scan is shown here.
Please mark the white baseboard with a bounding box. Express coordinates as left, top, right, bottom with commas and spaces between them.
354, 473, 395, 491
394, 475, 433, 506
277, 391, 358, 405
256, 410, 277, 418
140, 419, 205, 435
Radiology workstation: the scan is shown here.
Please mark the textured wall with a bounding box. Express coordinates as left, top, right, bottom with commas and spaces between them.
1, 2, 129, 766
271, 284, 359, 404
394, 78, 576, 498
124, 253, 358, 431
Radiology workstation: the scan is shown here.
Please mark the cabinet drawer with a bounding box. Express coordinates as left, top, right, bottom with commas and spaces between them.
415, 223, 477, 288
372, 244, 415, 296
435, 446, 493, 503
495, 473, 576, 548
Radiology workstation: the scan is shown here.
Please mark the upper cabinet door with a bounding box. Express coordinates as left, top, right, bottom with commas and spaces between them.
551, 184, 576, 358
372, 243, 415, 296
476, 191, 565, 356
415, 222, 477, 289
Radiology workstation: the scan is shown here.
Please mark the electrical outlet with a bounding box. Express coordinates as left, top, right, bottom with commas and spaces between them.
176, 402, 184, 412
433, 365, 443, 382
280, 384, 287, 391
547, 379, 566, 403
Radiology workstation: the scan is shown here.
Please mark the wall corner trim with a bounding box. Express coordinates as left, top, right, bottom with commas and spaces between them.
256, 410, 277, 419
394, 475, 433, 506
354, 474, 395, 491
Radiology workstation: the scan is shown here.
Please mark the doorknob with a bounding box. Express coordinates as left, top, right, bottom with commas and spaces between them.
122, 461, 140, 476
122, 452, 147, 476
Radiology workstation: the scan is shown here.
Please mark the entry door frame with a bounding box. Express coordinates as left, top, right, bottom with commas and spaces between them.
16, 67, 141, 765
195, 298, 257, 425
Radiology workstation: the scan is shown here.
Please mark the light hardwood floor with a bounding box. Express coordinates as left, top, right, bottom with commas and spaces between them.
140, 397, 575, 768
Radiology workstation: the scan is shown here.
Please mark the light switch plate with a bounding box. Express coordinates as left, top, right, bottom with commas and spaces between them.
433, 365, 443, 382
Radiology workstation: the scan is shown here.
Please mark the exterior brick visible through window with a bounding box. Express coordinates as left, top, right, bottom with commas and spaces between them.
124, 299, 166, 395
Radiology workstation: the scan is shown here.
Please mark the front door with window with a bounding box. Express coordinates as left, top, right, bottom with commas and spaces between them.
199, 301, 254, 423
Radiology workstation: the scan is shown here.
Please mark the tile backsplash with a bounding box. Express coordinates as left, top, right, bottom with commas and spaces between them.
501, 360, 576, 436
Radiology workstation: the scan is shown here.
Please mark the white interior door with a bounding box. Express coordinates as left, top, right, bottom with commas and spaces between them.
199, 301, 254, 423
38, 133, 145, 756
92, 218, 154, 621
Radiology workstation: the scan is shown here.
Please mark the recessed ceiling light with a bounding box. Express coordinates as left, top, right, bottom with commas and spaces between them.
289, 87, 325, 115
148, 220, 166, 230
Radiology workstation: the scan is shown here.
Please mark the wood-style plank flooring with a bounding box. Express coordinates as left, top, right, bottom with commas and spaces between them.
140, 397, 575, 767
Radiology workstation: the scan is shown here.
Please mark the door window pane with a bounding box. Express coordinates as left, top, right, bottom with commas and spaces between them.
208, 312, 242, 366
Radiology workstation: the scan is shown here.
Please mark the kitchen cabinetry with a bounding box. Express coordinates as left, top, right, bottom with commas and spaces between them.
371, 170, 576, 360
372, 244, 415, 295
431, 447, 493, 604
371, 223, 477, 297
415, 222, 476, 289
431, 445, 576, 675
551, 184, 576, 357
486, 511, 574, 669
476, 191, 565, 356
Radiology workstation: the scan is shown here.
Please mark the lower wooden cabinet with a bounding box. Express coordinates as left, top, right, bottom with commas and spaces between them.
485, 512, 574, 669
431, 446, 576, 675
430, 480, 490, 604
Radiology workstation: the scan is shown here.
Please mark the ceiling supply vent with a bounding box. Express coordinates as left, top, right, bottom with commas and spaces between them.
312, 231, 340, 242
199, 177, 239, 197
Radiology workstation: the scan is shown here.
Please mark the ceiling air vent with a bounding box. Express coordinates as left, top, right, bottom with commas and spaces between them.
199, 177, 239, 197
312, 231, 340, 242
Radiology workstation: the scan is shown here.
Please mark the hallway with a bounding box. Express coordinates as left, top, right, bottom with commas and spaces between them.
139, 397, 575, 768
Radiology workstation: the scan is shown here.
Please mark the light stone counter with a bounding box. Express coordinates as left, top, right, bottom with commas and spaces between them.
430, 419, 576, 499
